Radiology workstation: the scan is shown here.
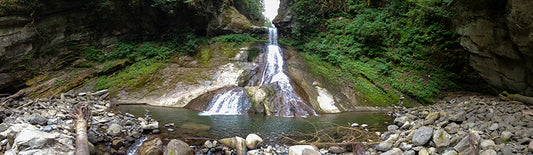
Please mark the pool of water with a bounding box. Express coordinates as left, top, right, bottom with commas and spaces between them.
116, 105, 392, 140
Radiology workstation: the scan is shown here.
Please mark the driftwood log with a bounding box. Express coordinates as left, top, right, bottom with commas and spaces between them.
499, 91, 533, 105
70, 103, 91, 155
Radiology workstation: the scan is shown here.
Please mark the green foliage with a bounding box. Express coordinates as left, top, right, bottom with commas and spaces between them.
0, 0, 42, 16
162, 29, 202, 56
289, 0, 461, 104
210, 33, 258, 44
95, 59, 164, 90
234, 0, 264, 24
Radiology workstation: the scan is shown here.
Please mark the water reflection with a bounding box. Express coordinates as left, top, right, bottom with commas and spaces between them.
116, 105, 392, 139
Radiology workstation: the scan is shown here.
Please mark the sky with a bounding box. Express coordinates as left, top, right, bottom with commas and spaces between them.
262, 0, 280, 23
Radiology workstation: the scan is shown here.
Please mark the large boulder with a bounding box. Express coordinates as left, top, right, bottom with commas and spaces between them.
245, 134, 263, 149
164, 139, 193, 155
1, 124, 74, 154
137, 138, 163, 155
412, 126, 433, 146
219, 136, 247, 155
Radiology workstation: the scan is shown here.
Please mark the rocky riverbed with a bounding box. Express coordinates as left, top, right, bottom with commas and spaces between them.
0, 92, 532, 155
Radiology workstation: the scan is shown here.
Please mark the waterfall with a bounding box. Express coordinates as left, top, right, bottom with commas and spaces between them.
199, 87, 251, 115
198, 0, 316, 117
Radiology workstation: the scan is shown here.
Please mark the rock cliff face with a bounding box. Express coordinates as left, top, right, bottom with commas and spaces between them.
0, 0, 259, 94
453, 0, 533, 95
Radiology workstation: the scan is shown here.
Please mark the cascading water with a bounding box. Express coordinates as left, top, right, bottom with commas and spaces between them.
199, 87, 251, 115
258, 0, 317, 117
199, 0, 317, 117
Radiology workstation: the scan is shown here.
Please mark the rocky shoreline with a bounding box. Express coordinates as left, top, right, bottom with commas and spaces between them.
0, 92, 532, 155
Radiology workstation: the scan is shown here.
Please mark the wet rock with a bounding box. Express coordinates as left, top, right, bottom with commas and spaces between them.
288, 145, 317, 155
375, 141, 393, 151
27, 114, 47, 126
328, 146, 346, 153
107, 123, 122, 136
432, 129, 451, 148
138, 138, 163, 155
449, 111, 466, 122
245, 134, 263, 149
381, 148, 402, 155
413, 126, 433, 146
165, 139, 193, 155
219, 136, 247, 155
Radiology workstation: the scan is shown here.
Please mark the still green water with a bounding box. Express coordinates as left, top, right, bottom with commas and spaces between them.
117, 105, 392, 140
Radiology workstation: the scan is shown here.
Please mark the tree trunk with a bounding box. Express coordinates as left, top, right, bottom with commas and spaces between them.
75, 118, 89, 155
500, 91, 533, 105
70, 103, 91, 155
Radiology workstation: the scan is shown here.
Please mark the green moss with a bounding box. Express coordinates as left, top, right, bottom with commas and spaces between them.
95, 59, 165, 91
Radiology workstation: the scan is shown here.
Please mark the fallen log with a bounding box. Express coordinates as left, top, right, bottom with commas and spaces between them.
70, 103, 91, 155
499, 91, 533, 105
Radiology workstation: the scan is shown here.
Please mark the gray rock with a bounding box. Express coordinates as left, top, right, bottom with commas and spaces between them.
107, 123, 122, 136
403, 150, 415, 155
454, 131, 480, 155
400, 121, 412, 130
449, 111, 466, 122
394, 116, 409, 126
381, 148, 402, 155
419, 148, 429, 155
501, 144, 513, 155
28, 114, 47, 125
501, 131, 513, 141
247, 149, 260, 155
529, 141, 533, 152
399, 142, 412, 151
302, 148, 321, 155
425, 112, 440, 123
328, 146, 346, 153
376, 141, 393, 151
442, 150, 458, 155
480, 149, 497, 155
141, 120, 159, 130
444, 122, 460, 134
480, 139, 496, 150
413, 126, 433, 146
245, 134, 263, 149
488, 123, 499, 131
139, 138, 163, 155
204, 140, 214, 148
288, 145, 317, 155
164, 139, 193, 155
388, 125, 399, 132
10, 128, 74, 154
433, 129, 451, 148
42, 126, 53, 132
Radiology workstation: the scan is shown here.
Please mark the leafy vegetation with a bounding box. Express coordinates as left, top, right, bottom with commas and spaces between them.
0, 0, 42, 16
284, 0, 461, 105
